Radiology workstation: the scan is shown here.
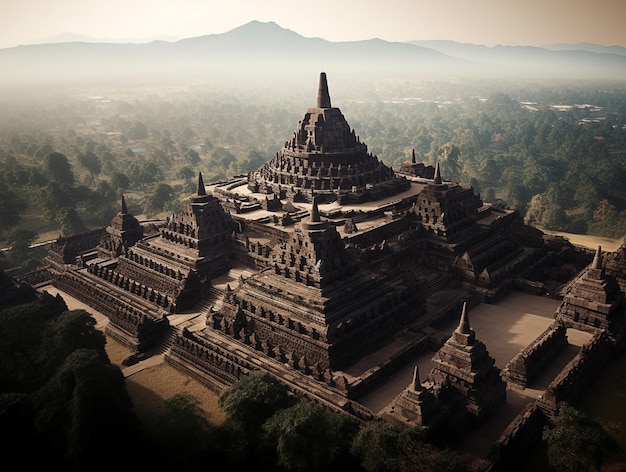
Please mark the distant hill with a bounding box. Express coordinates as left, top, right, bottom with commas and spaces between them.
408, 39, 626, 80
1, 20, 625, 88
543, 42, 626, 56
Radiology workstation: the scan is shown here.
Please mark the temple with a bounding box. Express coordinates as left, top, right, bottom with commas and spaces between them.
21, 72, 626, 470
247, 72, 410, 204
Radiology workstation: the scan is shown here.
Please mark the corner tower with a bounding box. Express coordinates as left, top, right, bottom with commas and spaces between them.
428, 302, 506, 424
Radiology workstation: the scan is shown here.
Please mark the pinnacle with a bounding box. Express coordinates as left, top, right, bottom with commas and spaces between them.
411, 365, 423, 391
310, 195, 321, 222
591, 245, 602, 270
456, 301, 471, 335
197, 172, 206, 196
316, 72, 332, 108
434, 162, 442, 185
121, 194, 128, 214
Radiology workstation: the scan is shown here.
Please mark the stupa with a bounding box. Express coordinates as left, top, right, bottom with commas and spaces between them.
247, 72, 409, 204
428, 302, 506, 423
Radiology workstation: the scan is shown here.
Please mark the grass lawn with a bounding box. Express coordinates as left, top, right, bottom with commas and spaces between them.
105, 336, 226, 428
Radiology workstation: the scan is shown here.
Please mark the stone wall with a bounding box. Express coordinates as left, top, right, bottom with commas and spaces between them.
539, 330, 612, 417
503, 321, 568, 388
488, 402, 548, 472
53, 270, 169, 352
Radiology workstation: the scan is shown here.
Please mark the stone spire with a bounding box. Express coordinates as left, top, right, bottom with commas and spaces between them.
411, 365, 423, 392
316, 72, 332, 109
456, 301, 471, 334
411, 149, 416, 164
121, 194, 128, 214
301, 195, 328, 231
452, 301, 476, 345
433, 162, 442, 185
592, 246, 603, 270
311, 195, 320, 222
197, 172, 206, 196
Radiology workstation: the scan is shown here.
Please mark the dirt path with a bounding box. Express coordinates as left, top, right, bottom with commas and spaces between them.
542, 229, 623, 252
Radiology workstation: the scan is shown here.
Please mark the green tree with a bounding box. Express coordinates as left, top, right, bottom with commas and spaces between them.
128, 160, 163, 188
351, 420, 405, 472
151, 393, 221, 469
352, 422, 468, 472
543, 402, 619, 472
142, 183, 175, 217
185, 148, 201, 166
219, 371, 292, 442
55, 207, 85, 236
0, 186, 24, 236
0, 302, 48, 391
3, 229, 44, 273
263, 398, 358, 472
43, 310, 108, 372
43, 152, 75, 186
35, 348, 143, 471
77, 150, 102, 183
110, 172, 131, 192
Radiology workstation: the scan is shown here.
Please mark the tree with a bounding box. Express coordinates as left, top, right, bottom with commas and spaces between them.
35, 348, 144, 471
219, 371, 292, 442
151, 393, 221, 469
77, 151, 102, 182
0, 302, 48, 392
351, 420, 405, 472
43, 310, 108, 372
3, 229, 44, 273
352, 422, 469, 472
110, 172, 131, 192
262, 398, 359, 472
436, 143, 461, 182
43, 152, 75, 186
142, 183, 176, 217
543, 402, 619, 472
128, 160, 163, 188
185, 148, 201, 166
55, 207, 85, 236
0, 186, 23, 236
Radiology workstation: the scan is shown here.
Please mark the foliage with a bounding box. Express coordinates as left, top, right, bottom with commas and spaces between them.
0, 298, 146, 471
542, 402, 620, 472
43, 151, 75, 186
352, 421, 469, 472
149, 392, 228, 470
262, 398, 359, 472
219, 370, 293, 440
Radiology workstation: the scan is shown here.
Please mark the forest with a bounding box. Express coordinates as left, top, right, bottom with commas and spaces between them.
1, 76, 626, 274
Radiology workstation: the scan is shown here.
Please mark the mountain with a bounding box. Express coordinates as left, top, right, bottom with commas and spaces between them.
0, 21, 625, 89
543, 42, 626, 56
43, 32, 181, 44
409, 39, 626, 80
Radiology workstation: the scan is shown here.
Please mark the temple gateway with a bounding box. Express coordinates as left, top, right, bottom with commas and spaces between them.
27, 72, 626, 469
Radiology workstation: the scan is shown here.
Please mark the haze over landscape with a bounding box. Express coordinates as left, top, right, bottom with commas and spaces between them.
1, 0, 626, 88
3, 0, 626, 48
3, 3, 626, 472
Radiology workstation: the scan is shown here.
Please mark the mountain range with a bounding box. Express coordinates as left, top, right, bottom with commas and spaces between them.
1, 20, 625, 88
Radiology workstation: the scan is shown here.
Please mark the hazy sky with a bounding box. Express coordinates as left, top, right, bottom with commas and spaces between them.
2, 0, 626, 49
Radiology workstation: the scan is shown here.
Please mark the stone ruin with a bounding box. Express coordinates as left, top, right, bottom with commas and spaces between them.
23, 71, 626, 470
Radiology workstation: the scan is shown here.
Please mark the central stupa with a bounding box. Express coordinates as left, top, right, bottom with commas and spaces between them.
247, 72, 409, 203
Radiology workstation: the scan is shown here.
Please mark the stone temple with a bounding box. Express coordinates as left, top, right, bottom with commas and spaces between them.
24, 72, 626, 469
